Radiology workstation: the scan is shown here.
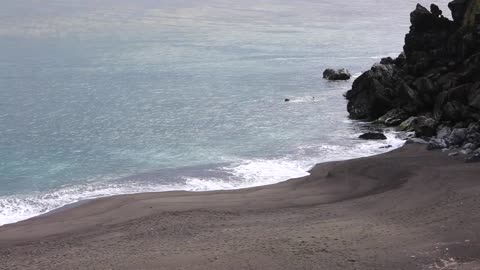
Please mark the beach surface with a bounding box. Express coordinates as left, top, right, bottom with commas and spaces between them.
1, 144, 480, 270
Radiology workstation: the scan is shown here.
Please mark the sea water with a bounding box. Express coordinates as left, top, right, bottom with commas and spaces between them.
0, 0, 450, 225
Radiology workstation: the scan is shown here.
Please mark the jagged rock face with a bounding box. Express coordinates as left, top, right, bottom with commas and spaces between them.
377, 108, 409, 126
449, 0, 472, 24
404, 4, 455, 72
346, 0, 480, 136
410, 4, 435, 31
345, 64, 396, 119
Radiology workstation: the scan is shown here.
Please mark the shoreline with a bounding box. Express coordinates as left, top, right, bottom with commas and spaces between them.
26, 136, 405, 223
1, 1, 479, 269
0, 129, 404, 226
1, 143, 480, 269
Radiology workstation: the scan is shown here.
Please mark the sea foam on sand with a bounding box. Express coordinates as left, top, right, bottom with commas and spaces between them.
0, 132, 404, 225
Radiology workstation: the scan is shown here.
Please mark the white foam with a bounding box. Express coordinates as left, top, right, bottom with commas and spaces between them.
336, 52, 400, 60
368, 52, 400, 59
0, 132, 405, 226
285, 96, 322, 103
352, 72, 363, 79
0, 182, 183, 225
188, 130, 405, 191
222, 158, 310, 186
183, 177, 238, 191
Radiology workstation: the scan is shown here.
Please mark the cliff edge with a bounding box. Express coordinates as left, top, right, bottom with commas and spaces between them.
346, 0, 480, 156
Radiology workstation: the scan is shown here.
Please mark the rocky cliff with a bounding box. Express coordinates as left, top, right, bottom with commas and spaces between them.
346, 0, 480, 157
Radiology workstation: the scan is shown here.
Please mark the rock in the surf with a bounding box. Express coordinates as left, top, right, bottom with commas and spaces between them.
359, 132, 387, 140
323, 68, 351, 81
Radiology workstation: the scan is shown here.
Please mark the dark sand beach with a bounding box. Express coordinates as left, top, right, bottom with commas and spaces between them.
1, 144, 480, 269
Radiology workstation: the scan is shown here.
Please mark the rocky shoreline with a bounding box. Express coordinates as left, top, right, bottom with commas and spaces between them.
345, 0, 480, 161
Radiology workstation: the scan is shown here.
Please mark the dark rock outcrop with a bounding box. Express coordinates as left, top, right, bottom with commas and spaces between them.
427, 138, 448, 150
347, 1, 480, 121
447, 128, 468, 145
345, 0, 480, 159
399, 116, 418, 131
377, 109, 409, 126
359, 132, 387, 140
437, 126, 453, 139
414, 116, 438, 137
323, 68, 351, 81
345, 63, 399, 119
449, 0, 471, 24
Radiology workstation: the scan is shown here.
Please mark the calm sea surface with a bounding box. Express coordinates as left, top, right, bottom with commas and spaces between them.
0, 0, 450, 224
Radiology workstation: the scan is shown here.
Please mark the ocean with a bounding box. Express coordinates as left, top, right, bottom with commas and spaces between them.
0, 0, 450, 225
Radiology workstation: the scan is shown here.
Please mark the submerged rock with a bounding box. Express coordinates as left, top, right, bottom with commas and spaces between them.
323, 68, 351, 81
359, 132, 387, 140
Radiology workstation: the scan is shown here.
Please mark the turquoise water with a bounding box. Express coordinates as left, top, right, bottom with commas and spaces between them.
0, 0, 449, 224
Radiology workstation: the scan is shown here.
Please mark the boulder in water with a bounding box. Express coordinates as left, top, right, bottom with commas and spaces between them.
359, 132, 387, 140
323, 68, 351, 81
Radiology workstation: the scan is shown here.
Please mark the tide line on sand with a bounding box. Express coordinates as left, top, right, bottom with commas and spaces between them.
1, 144, 479, 269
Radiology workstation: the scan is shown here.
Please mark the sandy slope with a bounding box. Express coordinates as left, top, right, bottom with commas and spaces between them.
1, 144, 480, 270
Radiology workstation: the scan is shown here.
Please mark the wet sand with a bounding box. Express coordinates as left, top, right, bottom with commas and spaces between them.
1, 144, 480, 270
